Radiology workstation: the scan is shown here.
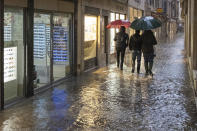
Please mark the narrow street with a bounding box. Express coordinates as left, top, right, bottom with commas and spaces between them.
0, 33, 197, 130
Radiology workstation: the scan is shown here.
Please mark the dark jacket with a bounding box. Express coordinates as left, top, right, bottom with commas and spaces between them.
114, 32, 129, 50
140, 30, 157, 54
129, 33, 141, 51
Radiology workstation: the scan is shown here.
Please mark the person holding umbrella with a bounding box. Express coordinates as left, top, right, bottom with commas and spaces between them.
114, 26, 129, 70
129, 30, 142, 74
140, 30, 157, 76
130, 16, 161, 76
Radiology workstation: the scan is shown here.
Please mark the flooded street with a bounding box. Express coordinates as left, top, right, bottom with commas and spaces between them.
0, 33, 197, 130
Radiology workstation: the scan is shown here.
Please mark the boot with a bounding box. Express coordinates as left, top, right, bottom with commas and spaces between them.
137, 63, 141, 74
149, 62, 153, 76
132, 60, 135, 73
117, 63, 119, 68
120, 63, 123, 70
145, 62, 149, 76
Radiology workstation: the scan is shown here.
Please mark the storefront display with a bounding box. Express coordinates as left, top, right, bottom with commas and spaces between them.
34, 13, 51, 86
33, 13, 72, 84
4, 12, 12, 41
53, 14, 71, 80
34, 23, 47, 59
84, 15, 97, 60
53, 26, 69, 64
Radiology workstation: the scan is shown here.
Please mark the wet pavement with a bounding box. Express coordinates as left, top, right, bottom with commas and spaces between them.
0, 33, 197, 130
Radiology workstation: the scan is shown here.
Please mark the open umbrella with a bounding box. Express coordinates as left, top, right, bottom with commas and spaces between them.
130, 16, 162, 30
107, 20, 131, 29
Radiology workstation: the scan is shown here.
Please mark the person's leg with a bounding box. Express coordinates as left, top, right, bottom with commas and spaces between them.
137, 51, 142, 74
116, 49, 120, 68
120, 48, 126, 70
148, 54, 154, 76
132, 51, 137, 73
144, 54, 149, 75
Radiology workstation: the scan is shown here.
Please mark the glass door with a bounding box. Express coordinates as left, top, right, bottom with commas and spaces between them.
52, 14, 72, 80
4, 8, 24, 101
34, 13, 51, 88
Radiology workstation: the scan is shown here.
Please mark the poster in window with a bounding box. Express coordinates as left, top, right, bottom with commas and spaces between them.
4, 47, 17, 83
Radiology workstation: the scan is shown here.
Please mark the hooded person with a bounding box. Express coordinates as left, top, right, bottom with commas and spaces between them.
114, 26, 129, 70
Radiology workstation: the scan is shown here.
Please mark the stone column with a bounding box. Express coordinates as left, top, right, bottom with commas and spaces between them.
188, 0, 191, 57
0, 0, 4, 110
26, 0, 34, 97
191, 0, 197, 70
76, 0, 84, 74
73, 0, 78, 76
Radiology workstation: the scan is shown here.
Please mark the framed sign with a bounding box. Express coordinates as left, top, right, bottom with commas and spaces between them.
4, 47, 17, 83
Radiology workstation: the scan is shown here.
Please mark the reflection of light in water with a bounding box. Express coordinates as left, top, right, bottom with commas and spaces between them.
50, 88, 70, 126
74, 82, 103, 127
52, 88, 68, 109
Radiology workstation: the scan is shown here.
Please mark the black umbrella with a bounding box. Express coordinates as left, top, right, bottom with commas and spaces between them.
130, 16, 162, 30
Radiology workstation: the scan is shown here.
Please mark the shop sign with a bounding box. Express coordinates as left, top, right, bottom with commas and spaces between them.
156, 8, 163, 13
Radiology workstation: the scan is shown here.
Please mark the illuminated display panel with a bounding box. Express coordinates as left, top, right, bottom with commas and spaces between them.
84, 16, 97, 60
4, 47, 17, 83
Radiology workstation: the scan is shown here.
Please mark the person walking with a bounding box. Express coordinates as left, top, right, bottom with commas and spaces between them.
140, 30, 157, 76
114, 26, 129, 70
129, 30, 142, 74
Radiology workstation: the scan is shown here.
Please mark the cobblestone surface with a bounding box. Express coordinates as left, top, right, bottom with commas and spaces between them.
0, 33, 197, 131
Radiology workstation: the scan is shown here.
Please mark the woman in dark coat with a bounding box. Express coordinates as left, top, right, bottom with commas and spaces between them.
140, 30, 157, 76
114, 26, 129, 70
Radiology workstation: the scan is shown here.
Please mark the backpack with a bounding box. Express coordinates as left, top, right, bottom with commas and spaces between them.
115, 32, 128, 49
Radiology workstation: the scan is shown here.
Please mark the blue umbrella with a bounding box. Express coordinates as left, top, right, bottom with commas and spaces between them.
130, 16, 162, 30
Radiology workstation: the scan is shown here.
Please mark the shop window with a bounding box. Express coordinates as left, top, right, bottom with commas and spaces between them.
34, 13, 51, 88
120, 14, 125, 20
110, 13, 115, 54
109, 13, 126, 54
84, 15, 97, 60
115, 13, 119, 20
53, 14, 72, 80
4, 8, 24, 101
134, 9, 138, 19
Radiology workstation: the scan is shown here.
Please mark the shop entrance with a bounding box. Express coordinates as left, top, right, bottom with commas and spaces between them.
84, 15, 98, 70
33, 13, 72, 89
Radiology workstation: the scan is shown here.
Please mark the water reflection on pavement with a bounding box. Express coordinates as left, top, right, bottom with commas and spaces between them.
0, 33, 197, 130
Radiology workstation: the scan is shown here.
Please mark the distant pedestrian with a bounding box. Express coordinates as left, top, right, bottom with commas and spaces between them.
140, 30, 157, 76
129, 30, 142, 74
114, 26, 129, 70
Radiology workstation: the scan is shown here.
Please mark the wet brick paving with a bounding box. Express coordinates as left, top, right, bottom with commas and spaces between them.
0, 33, 197, 131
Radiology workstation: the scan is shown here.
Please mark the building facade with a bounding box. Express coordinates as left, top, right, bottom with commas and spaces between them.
181, 0, 197, 97
0, 0, 182, 110
75, 0, 128, 72
0, 0, 129, 110
0, 0, 76, 110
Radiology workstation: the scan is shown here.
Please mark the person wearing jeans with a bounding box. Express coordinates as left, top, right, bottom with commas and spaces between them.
129, 30, 142, 74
